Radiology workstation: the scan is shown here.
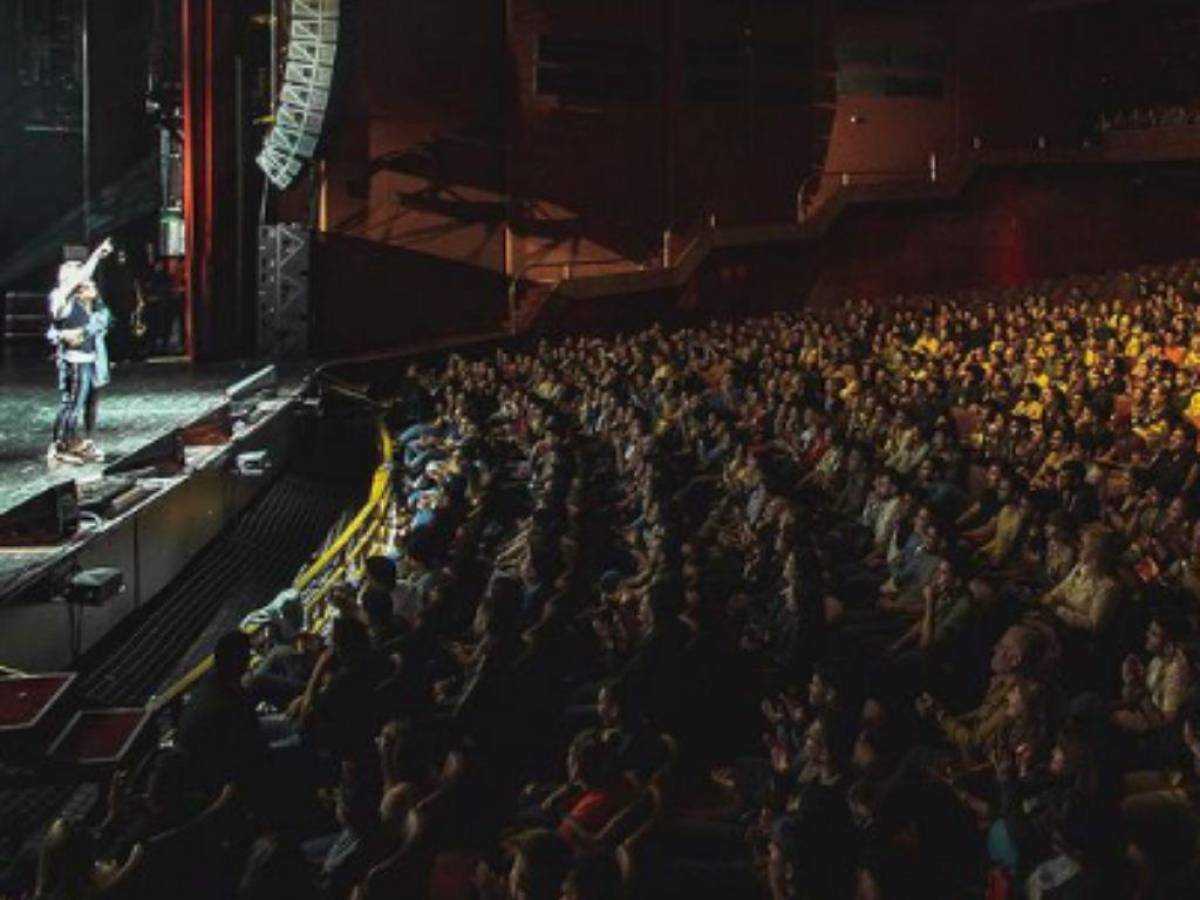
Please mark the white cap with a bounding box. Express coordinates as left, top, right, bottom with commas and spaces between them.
57, 260, 84, 285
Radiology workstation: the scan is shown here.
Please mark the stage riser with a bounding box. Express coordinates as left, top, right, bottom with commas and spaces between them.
0, 404, 296, 672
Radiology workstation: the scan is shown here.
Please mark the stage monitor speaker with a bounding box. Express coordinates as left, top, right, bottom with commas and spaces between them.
103, 429, 186, 478
257, 0, 341, 190
0, 481, 80, 547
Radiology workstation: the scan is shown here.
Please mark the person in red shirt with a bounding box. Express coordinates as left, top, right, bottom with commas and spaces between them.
557, 730, 636, 848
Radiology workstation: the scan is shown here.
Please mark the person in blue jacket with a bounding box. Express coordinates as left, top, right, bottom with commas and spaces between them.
47, 237, 114, 464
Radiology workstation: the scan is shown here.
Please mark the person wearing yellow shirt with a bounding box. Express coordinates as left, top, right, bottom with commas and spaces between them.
1029, 428, 1072, 490
966, 475, 1030, 568
1132, 383, 1171, 445
1126, 334, 1143, 361
1012, 384, 1044, 423
1035, 525, 1121, 635
1183, 333, 1200, 370
1185, 390, 1200, 429
1041, 331, 1057, 350
1111, 611, 1192, 735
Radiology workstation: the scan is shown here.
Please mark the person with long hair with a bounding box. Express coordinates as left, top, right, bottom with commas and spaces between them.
1035, 525, 1121, 635
33, 817, 141, 900
47, 237, 114, 465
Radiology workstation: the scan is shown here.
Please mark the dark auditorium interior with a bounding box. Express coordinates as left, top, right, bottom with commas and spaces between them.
6, 0, 1200, 898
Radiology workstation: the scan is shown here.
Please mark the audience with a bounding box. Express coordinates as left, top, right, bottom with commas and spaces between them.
31, 257, 1200, 899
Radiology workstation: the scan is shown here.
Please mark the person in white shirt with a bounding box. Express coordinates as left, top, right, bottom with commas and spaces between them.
47, 238, 114, 464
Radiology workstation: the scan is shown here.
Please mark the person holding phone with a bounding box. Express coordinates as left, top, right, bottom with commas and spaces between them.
47, 237, 114, 464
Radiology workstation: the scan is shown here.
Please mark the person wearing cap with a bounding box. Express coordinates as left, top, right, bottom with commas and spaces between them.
47, 236, 114, 465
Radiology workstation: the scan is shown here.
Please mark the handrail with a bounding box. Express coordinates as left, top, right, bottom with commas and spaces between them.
815, 169, 935, 179
295, 426, 393, 590
148, 418, 395, 713
515, 220, 711, 285
503, 141, 1146, 335
521, 256, 658, 280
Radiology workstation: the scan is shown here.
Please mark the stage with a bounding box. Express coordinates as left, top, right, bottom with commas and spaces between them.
0, 353, 373, 878
0, 354, 268, 514
0, 352, 314, 671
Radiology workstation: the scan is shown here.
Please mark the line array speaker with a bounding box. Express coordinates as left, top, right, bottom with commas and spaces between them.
257, 0, 340, 190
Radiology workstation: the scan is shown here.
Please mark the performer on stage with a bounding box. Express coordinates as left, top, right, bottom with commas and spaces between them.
47, 237, 114, 465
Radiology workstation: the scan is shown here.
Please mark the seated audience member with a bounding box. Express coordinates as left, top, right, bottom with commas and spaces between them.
1023, 799, 1134, 899
916, 625, 1051, 763
33, 818, 142, 900
95, 750, 190, 862
987, 717, 1117, 883
1111, 608, 1193, 751
392, 530, 446, 627
559, 852, 623, 900
359, 586, 408, 651
956, 461, 1004, 531
1120, 705, 1200, 891
177, 630, 269, 792
538, 729, 637, 849
885, 556, 975, 662
473, 828, 573, 900
1053, 461, 1101, 529
297, 616, 388, 763
1033, 524, 1121, 636
596, 677, 665, 786
303, 759, 383, 899
238, 834, 320, 900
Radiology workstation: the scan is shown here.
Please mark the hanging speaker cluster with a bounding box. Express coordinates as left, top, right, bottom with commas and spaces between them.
257, 0, 340, 190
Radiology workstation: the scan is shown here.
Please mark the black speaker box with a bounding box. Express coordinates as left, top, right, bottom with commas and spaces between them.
0, 481, 80, 547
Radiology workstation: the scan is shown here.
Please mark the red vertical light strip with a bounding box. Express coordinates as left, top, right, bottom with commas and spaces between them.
203, 0, 216, 358
181, 0, 195, 360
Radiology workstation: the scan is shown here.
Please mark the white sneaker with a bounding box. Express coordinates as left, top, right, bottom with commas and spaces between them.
56, 446, 86, 466
78, 440, 105, 463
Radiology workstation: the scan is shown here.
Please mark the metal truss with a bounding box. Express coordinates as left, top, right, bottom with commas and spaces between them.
257, 224, 310, 358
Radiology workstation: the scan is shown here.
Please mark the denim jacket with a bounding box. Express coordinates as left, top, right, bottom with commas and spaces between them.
47, 301, 112, 387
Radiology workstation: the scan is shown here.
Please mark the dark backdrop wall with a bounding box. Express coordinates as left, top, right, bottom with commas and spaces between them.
304, 0, 833, 355
823, 0, 1200, 185
823, 4, 956, 184
292, 0, 509, 357
0, 0, 154, 272
315, 0, 506, 272
294, 0, 1200, 358
806, 165, 1200, 304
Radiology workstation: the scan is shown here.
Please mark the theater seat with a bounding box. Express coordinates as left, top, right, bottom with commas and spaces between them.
594, 789, 657, 849
136, 784, 239, 900
357, 806, 434, 900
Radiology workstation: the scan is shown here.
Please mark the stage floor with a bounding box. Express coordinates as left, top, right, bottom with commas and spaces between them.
0, 353, 302, 515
